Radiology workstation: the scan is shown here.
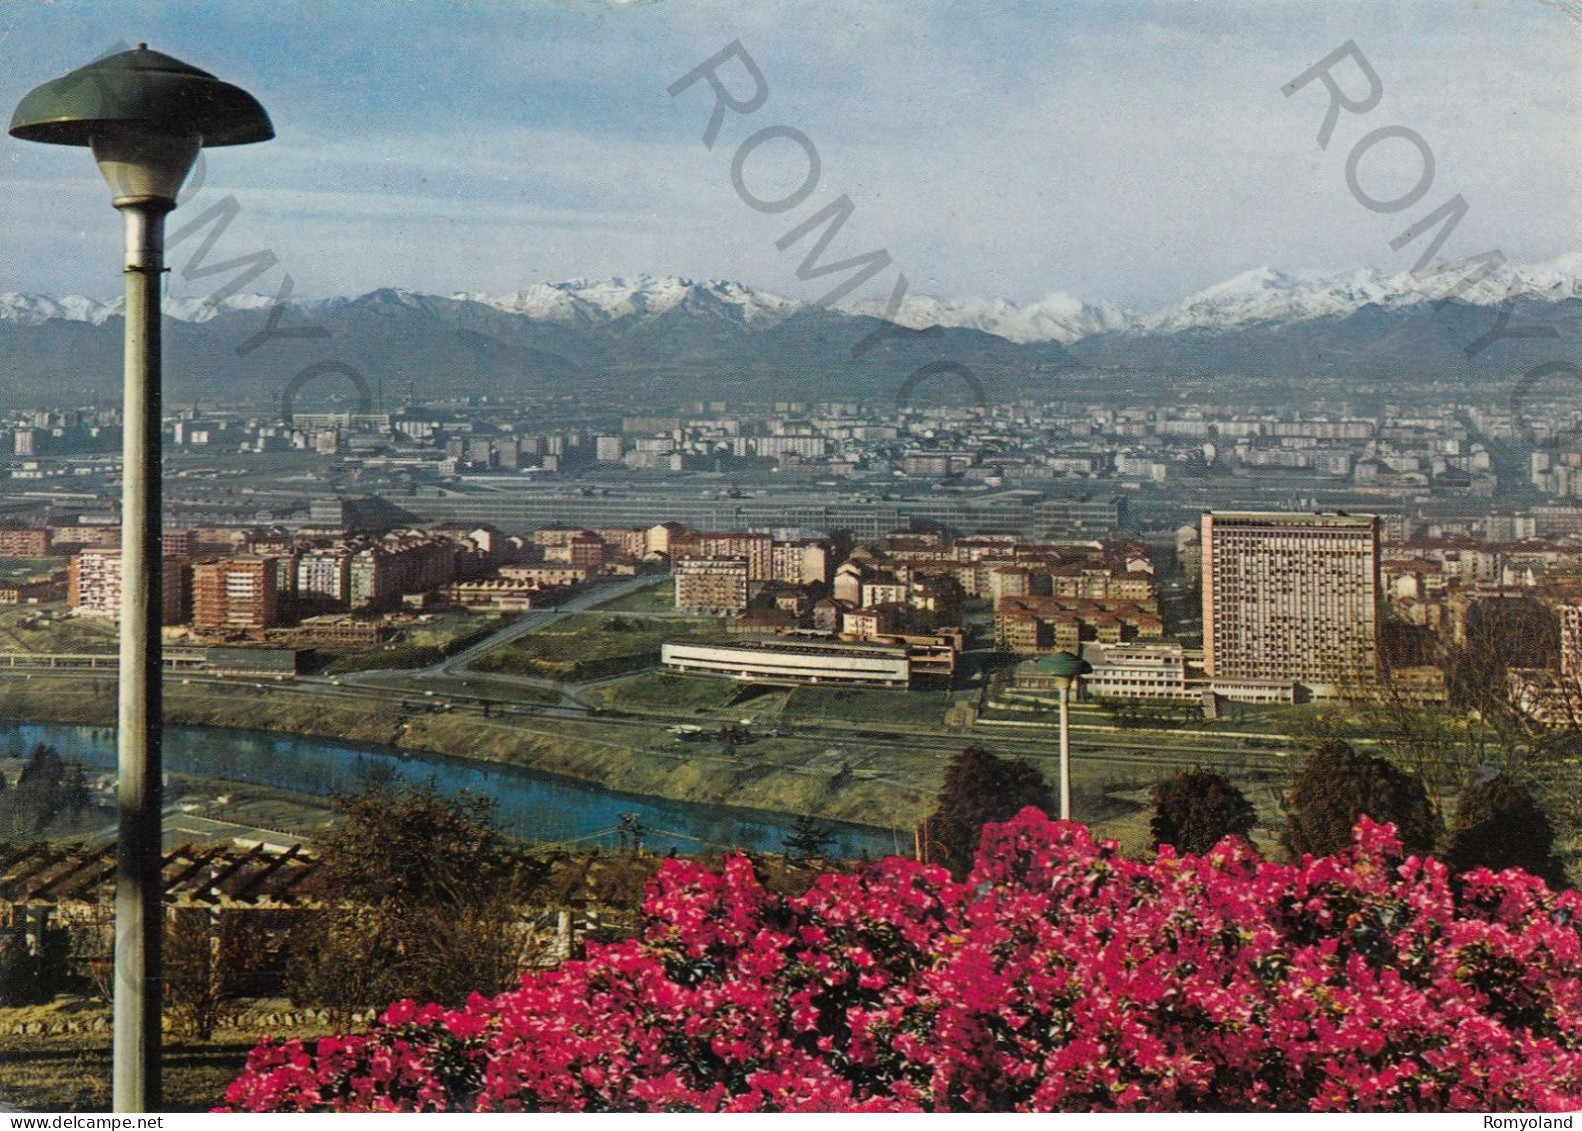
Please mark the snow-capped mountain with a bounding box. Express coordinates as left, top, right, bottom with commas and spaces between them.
0, 293, 117, 325
7, 265, 1582, 407
453, 276, 800, 327
842, 291, 1134, 344
0, 290, 282, 326
1131, 257, 1582, 335
8, 258, 1582, 343
451, 260, 1582, 344
842, 257, 1582, 341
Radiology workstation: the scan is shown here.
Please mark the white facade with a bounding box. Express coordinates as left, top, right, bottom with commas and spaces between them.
1080, 641, 1203, 701
661, 639, 910, 688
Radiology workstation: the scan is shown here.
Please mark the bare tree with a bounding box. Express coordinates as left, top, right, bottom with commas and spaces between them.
289, 783, 550, 1020
1334, 600, 1578, 882
164, 907, 271, 1040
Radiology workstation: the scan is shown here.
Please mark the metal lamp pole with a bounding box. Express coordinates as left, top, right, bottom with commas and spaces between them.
10, 46, 272, 1112
113, 190, 173, 1112
1039, 650, 1091, 822
1057, 681, 1073, 820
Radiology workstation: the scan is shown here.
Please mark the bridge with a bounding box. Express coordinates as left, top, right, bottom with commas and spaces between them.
0, 649, 211, 671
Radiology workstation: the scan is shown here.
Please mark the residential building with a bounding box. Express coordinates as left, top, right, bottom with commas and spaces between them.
348, 535, 456, 610
296, 549, 353, 606
672, 532, 773, 581
498, 564, 588, 588
770, 539, 831, 586
1561, 602, 1582, 684
1202, 510, 1380, 694
192, 557, 280, 633
68, 547, 187, 625
674, 557, 749, 616
0, 525, 50, 557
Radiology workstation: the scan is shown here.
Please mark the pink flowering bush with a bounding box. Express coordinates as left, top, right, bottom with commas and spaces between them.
222, 812, 1582, 1112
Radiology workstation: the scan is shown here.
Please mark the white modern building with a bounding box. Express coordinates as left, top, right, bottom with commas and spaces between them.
1078, 641, 1204, 701
661, 637, 911, 688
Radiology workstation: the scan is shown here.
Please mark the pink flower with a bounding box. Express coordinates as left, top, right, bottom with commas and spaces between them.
221, 815, 1582, 1114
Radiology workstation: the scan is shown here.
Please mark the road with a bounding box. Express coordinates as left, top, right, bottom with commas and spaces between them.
436, 573, 662, 675
325, 572, 662, 707
9, 655, 1306, 803
0, 569, 1311, 814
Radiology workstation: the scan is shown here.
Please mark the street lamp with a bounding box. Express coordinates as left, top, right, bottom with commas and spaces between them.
10, 45, 271, 1114
1035, 650, 1091, 821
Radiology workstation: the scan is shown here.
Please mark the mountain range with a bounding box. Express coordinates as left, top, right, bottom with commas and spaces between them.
11, 257, 1582, 340
3, 260, 1582, 409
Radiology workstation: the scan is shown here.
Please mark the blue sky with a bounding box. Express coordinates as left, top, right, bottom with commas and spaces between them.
1, 0, 1577, 307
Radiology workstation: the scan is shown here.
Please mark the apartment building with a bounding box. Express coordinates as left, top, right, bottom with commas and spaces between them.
674, 557, 749, 616
192, 557, 280, 633
0, 525, 50, 557
672, 531, 773, 582
1202, 511, 1380, 693
68, 547, 188, 625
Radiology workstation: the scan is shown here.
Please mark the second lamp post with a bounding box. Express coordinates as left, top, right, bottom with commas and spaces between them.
1036, 650, 1091, 821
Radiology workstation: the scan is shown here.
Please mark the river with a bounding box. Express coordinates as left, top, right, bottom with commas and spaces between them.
0, 721, 902, 858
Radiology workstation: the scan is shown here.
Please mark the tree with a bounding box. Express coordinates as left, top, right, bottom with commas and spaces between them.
1326, 596, 1582, 883
1444, 770, 1568, 889
60, 764, 91, 818
291, 783, 545, 1020
783, 815, 833, 863
17, 743, 63, 791
1150, 768, 1256, 855
7, 743, 65, 836
315, 784, 512, 908
0, 923, 70, 1007
927, 745, 1054, 878
1281, 741, 1440, 860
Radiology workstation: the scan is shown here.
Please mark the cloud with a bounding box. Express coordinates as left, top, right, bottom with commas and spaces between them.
0, 0, 1577, 307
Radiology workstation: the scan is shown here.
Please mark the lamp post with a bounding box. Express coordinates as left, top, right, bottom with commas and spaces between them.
1038, 650, 1091, 821
10, 46, 271, 1113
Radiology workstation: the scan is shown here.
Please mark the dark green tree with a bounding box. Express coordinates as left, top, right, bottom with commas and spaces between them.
60, 764, 91, 818
1444, 771, 1568, 889
784, 814, 833, 862
1281, 741, 1440, 861
927, 745, 1055, 879
0, 924, 70, 1007
17, 743, 63, 789
1151, 768, 1257, 855
8, 743, 64, 836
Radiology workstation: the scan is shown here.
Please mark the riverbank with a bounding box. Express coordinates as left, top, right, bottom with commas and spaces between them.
0, 676, 932, 831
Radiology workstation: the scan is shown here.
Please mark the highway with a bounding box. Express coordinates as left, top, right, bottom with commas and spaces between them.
0, 571, 1311, 812
5, 655, 1303, 789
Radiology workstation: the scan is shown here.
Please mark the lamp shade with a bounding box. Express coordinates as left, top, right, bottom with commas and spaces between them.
9, 44, 272, 149
1034, 650, 1092, 687
91, 129, 201, 205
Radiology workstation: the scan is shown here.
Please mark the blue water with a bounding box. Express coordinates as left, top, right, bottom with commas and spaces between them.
0, 721, 900, 859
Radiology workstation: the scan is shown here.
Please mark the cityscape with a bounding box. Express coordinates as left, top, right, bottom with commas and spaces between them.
2, 0, 1581, 1117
